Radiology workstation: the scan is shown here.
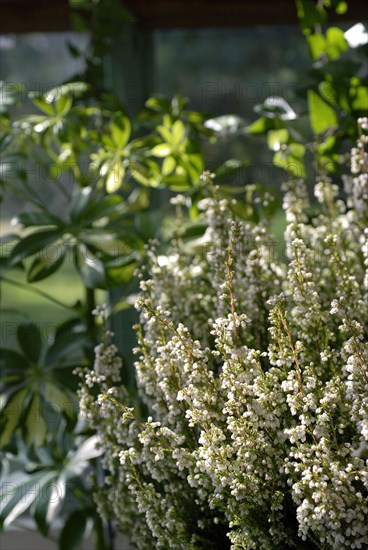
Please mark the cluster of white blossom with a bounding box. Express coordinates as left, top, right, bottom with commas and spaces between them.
80, 124, 368, 549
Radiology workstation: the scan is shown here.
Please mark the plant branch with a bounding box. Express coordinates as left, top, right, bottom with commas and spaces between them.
1, 275, 75, 311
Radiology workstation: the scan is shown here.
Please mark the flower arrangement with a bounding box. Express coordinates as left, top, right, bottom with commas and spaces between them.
79, 118, 368, 549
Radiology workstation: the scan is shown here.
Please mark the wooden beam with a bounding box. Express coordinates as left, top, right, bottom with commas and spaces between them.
0, 0, 72, 33
0, 0, 367, 34
123, 0, 367, 28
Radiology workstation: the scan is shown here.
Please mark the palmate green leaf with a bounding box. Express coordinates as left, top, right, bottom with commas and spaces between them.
288, 144, 305, 159
186, 150, 203, 177
325, 27, 348, 60
55, 96, 72, 117
274, 147, 306, 179
176, 155, 202, 184
156, 124, 172, 143
106, 161, 125, 193
204, 114, 247, 137
0, 388, 28, 448
44, 383, 76, 420
171, 94, 187, 114
351, 85, 368, 111
28, 94, 55, 116
307, 33, 326, 60
25, 393, 48, 447
45, 319, 87, 366
0, 82, 24, 112
27, 244, 65, 282
161, 173, 192, 191
110, 297, 136, 316
135, 210, 163, 240
17, 323, 42, 362
145, 95, 171, 112
15, 211, 63, 228
80, 229, 143, 258
110, 112, 131, 148
51, 367, 80, 395
13, 115, 48, 133
151, 143, 172, 157
69, 186, 93, 223
125, 187, 150, 212
308, 89, 338, 135
267, 129, 289, 151
334, 1, 348, 14
162, 155, 176, 176
229, 201, 254, 221
81, 194, 123, 223
1, 317, 84, 447
245, 116, 274, 135
33, 474, 67, 536
131, 159, 161, 187
105, 258, 137, 287
296, 0, 327, 34
171, 120, 186, 146
0, 470, 54, 530
41, 82, 89, 103
73, 245, 106, 289
66, 435, 103, 476
254, 97, 297, 121
33, 475, 57, 536
9, 229, 62, 265
0, 349, 29, 372
215, 159, 249, 184
59, 510, 88, 550
318, 80, 338, 107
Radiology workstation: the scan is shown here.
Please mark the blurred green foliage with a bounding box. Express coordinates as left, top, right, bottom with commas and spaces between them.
0, 0, 367, 547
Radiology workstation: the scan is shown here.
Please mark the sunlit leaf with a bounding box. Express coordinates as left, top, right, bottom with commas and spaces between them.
351, 85, 368, 111
267, 129, 289, 151
151, 144, 172, 157
254, 97, 297, 121
308, 89, 338, 134
55, 96, 73, 117
171, 120, 185, 146
204, 115, 247, 137
106, 161, 124, 193
110, 113, 131, 149
307, 33, 326, 60
325, 27, 348, 60
28, 95, 55, 116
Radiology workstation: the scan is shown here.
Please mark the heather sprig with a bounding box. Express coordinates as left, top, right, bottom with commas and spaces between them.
80, 119, 368, 549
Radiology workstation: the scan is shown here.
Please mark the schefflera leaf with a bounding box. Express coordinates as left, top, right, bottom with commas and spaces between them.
0, 434, 101, 537
0, 320, 85, 449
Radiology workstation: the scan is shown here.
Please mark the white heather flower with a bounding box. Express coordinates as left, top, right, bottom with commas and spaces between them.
79, 131, 368, 550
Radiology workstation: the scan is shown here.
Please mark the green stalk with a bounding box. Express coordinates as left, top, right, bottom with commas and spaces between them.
0, 275, 74, 311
